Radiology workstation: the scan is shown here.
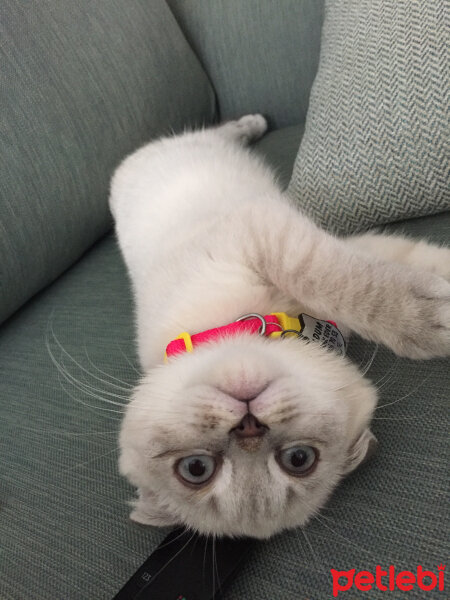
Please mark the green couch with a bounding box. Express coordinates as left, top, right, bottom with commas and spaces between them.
1, 2, 448, 598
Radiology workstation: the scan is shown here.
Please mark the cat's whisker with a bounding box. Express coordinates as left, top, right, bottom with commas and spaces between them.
46, 330, 129, 407
375, 374, 432, 410
60, 446, 120, 475
116, 341, 143, 376
48, 320, 132, 398
58, 356, 128, 407
283, 485, 335, 526
294, 494, 334, 524
212, 534, 218, 599
372, 415, 422, 420
372, 357, 400, 390
202, 534, 209, 587
5, 421, 119, 437
47, 336, 126, 414
155, 528, 190, 552
359, 343, 379, 377
374, 372, 396, 393
189, 531, 202, 558
66, 368, 130, 403
141, 530, 197, 591
329, 343, 379, 392
59, 376, 125, 417
83, 343, 135, 390
353, 344, 370, 372
59, 358, 130, 402
312, 512, 378, 561
300, 527, 324, 573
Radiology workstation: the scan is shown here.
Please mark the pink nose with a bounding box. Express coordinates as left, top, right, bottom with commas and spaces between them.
231, 413, 268, 438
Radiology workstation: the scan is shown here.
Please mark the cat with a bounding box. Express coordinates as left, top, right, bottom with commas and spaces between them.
110, 114, 450, 538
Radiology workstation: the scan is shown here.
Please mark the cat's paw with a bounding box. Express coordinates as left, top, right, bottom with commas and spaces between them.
384, 272, 450, 359
409, 242, 450, 282
235, 114, 268, 141
219, 114, 268, 145
349, 233, 450, 282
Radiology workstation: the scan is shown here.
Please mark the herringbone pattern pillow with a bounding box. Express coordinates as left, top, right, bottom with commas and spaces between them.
288, 0, 450, 235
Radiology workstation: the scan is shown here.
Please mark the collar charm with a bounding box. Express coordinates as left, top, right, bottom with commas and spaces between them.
165, 312, 346, 359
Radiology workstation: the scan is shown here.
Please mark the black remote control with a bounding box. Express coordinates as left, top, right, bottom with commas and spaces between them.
113, 528, 254, 600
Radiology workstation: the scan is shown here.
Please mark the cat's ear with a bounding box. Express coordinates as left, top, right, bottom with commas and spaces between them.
343, 428, 378, 475
129, 489, 179, 527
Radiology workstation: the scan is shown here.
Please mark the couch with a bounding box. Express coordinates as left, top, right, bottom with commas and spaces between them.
1, 1, 448, 598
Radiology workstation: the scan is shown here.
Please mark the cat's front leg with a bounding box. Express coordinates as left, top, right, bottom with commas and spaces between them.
345, 232, 450, 282
236, 202, 450, 359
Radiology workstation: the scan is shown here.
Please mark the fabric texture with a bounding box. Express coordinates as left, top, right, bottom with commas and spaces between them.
253, 124, 305, 189
288, 0, 450, 235
0, 0, 215, 325
167, 0, 324, 129
1, 125, 449, 599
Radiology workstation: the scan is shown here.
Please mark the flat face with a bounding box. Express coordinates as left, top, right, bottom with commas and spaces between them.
120, 334, 376, 538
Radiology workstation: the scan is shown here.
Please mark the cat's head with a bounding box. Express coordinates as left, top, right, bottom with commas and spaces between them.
119, 335, 377, 538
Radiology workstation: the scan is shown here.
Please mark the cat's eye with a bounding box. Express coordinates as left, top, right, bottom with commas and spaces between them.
176, 455, 217, 485
277, 445, 318, 476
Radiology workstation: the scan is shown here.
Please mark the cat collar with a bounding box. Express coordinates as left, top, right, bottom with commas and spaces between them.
165, 312, 346, 359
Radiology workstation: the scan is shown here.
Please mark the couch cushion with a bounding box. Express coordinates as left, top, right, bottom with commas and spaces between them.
0, 0, 215, 325
1, 125, 449, 599
167, 0, 324, 129
253, 124, 305, 189
288, 0, 450, 235
0, 236, 158, 600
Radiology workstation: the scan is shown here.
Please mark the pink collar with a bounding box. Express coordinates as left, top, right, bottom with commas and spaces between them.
165, 312, 346, 359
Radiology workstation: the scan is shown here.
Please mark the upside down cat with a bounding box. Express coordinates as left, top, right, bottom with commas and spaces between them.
110, 115, 450, 538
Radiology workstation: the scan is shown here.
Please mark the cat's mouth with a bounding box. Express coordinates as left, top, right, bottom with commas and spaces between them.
218, 380, 270, 403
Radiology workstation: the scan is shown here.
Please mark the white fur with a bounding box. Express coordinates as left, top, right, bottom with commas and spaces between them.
110, 115, 450, 538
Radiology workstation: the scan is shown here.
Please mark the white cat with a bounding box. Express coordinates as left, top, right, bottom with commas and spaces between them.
110, 115, 450, 538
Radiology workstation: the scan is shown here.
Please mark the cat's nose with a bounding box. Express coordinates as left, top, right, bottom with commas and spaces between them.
231, 413, 268, 438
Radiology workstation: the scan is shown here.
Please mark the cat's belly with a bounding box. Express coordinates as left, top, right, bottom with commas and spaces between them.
110, 134, 277, 280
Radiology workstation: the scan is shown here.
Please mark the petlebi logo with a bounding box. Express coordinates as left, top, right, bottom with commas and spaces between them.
330, 564, 445, 597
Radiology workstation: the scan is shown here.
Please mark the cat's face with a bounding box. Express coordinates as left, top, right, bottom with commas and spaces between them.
119, 335, 377, 538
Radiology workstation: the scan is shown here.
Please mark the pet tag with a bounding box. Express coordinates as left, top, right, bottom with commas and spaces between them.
298, 313, 347, 356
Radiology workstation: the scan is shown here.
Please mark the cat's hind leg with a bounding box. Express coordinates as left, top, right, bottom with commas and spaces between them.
345, 232, 450, 282
216, 114, 268, 145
